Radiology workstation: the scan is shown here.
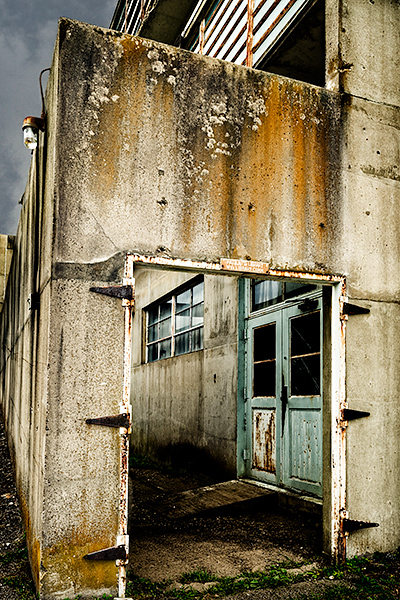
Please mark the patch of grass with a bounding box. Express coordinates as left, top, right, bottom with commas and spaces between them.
179, 569, 216, 584
0, 544, 28, 564
0, 535, 36, 599
124, 551, 400, 600
2, 573, 36, 600
126, 574, 171, 598
127, 563, 296, 599
0, 536, 28, 564
302, 550, 400, 599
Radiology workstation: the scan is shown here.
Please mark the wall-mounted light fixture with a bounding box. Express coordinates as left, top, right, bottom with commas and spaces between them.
22, 116, 46, 150
22, 68, 50, 150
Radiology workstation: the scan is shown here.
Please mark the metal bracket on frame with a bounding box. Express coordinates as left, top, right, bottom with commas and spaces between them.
83, 545, 127, 561
342, 519, 379, 533
342, 302, 370, 315
27, 292, 40, 311
90, 285, 134, 301
86, 414, 130, 429
342, 409, 370, 421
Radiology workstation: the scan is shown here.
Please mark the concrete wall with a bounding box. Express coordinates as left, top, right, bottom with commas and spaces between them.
325, 0, 400, 557
0, 1, 399, 595
131, 268, 238, 477
0, 235, 14, 314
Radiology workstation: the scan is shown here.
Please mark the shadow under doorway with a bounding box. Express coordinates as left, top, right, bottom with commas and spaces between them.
128, 456, 322, 585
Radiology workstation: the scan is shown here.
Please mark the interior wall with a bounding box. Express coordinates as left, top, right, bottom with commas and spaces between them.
131, 269, 238, 477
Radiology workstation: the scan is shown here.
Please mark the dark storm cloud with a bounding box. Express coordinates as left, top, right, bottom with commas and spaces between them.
0, 0, 116, 234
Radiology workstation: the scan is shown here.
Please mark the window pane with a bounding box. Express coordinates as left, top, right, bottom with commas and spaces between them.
253, 361, 276, 397
285, 281, 317, 299
159, 316, 172, 339
159, 339, 171, 360
176, 308, 191, 333
148, 305, 159, 326
148, 323, 158, 343
254, 324, 276, 362
252, 280, 282, 311
291, 312, 320, 356
192, 303, 204, 327
176, 289, 191, 314
253, 324, 276, 397
192, 327, 203, 351
291, 355, 320, 396
192, 281, 204, 305
175, 332, 190, 356
160, 298, 172, 320
147, 343, 159, 363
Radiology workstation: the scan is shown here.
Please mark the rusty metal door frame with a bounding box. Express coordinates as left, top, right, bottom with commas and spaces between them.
125, 254, 347, 562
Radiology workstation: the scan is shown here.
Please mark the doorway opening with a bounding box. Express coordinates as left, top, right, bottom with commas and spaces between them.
126, 254, 346, 563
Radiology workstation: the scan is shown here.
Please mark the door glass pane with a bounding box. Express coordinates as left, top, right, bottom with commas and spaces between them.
291, 356, 320, 396
285, 281, 317, 299
290, 312, 320, 396
252, 280, 282, 311
254, 362, 276, 397
291, 312, 320, 355
253, 323, 276, 397
254, 324, 275, 361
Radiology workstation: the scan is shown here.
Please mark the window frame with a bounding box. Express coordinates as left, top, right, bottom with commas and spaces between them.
145, 276, 204, 363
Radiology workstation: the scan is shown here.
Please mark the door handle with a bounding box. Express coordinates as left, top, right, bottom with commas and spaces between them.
281, 380, 288, 431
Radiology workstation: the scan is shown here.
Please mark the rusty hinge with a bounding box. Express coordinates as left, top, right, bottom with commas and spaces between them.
90, 285, 133, 300
28, 293, 40, 311
342, 302, 370, 315
342, 409, 370, 421
342, 519, 379, 533
86, 413, 130, 428
83, 545, 127, 561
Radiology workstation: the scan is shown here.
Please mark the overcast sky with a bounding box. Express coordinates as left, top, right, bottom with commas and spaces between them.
0, 0, 116, 234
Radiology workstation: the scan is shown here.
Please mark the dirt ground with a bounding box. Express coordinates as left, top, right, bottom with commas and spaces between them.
128, 464, 324, 583
4, 416, 398, 600
0, 420, 33, 600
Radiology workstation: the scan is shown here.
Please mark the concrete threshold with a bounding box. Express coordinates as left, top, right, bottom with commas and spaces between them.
169, 479, 275, 518
240, 478, 323, 514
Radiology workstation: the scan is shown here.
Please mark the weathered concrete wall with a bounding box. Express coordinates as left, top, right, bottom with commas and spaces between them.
131, 268, 238, 476
327, 0, 400, 557
40, 34, 124, 599
1, 2, 399, 595
0, 154, 49, 591
1, 28, 123, 599
54, 19, 341, 269
51, 14, 399, 560
0, 235, 14, 314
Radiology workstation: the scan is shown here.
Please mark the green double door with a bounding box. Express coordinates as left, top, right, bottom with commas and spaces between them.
244, 293, 323, 497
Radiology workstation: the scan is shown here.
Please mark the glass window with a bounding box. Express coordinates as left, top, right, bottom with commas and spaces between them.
290, 312, 321, 396
251, 279, 318, 312
253, 323, 276, 397
146, 278, 204, 362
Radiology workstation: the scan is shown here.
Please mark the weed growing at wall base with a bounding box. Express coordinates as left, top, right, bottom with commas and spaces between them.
122, 553, 400, 600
